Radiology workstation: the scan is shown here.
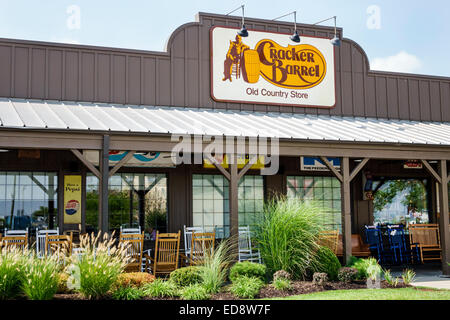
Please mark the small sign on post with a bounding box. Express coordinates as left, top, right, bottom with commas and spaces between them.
64, 175, 82, 224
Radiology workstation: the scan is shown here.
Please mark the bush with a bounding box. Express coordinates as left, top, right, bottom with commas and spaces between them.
254, 197, 324, 279
22, 255, 60, 300
350, 258, 381, 280
345, 256, 360, 267
179, 284, 211, 300
66, 232, 129, 299
311, 246, 341, 281
229, 261, 266, 283
170, 267, 202, 287
116, 272, 155, 288
112, 286, 145, 300
143, 278, 179, 298
0, 247, 28, 299
272, 278, 291, 291
337, 267, 358, 283
230, 276, 265, 299
312, 272, 328, 286
199, 239, 235, 294
273, 270, 291, 281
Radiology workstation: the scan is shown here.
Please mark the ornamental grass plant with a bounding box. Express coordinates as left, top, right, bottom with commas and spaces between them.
254, 196, 325, 279
0, 247, 30, 299
22, 255, 60, 300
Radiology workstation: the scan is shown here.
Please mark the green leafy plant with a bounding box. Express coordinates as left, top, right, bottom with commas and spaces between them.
351, 258, 381, 280
170, 266, 203, 287
179, 284, 211, 300
311, 246, 341, 280
143, 278, 179, 298
254, 197, 324, 279
22, 255, 60, 300
229, 261, 266, 282
230, 276, 265, 299
383, 269, 399, 287
337, 267, 358, 283
66, 232, 129, 299
112, 286, 145, 300
0, 247, 29, 299
345, 256, 360, 267
272, 278, 291, 291
401, 269, 416, 286
199, 239, 235, 294
115, 272, 155, 288
365, 258, 382, 281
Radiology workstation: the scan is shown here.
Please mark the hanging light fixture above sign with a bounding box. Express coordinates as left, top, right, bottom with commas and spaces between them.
313, 15, 341, 47
273, 11, 301, 43
226, 5, 248, 37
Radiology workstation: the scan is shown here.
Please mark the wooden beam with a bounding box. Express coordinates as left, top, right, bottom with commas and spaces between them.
238, 155, 258, 181
99, 135, 110, 233
349, 158, 370, 182
205, 154, 231, 181
320, 156, 343, 182
420, 160, 442, 184
71, 149, 101, 179
108, 151, 136, 177
340, 157, 352, 265
229, 153, 239, 243
438, 160, 450, 275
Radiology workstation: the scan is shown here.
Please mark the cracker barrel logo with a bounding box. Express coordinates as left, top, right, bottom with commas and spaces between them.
222, 35, 326, 89
65, 199, 80, 215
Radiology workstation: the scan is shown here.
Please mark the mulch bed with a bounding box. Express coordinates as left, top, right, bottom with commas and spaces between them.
51, 281, 409, 300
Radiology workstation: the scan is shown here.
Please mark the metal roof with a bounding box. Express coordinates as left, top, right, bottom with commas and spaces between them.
1, 98, 450, 146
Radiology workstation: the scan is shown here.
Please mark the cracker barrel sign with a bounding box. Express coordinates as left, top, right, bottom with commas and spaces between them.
211, 27, 335, 108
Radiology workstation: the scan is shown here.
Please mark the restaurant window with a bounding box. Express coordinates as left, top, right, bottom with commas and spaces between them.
373, 179, 428, 225
287, 176, 342, 232
0, 172, 58, 232
192, 174, 265, 238
86, 173, 167, 237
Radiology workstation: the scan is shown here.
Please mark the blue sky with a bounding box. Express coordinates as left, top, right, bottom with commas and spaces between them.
0, 0, 449, 77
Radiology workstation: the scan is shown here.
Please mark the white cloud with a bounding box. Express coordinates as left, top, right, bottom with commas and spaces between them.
371, 51, 422, 74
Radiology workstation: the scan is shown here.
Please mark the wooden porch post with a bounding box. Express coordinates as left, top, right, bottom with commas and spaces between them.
438, 160, 450, 275
341, 157, 352, 265
98, 135, 110, 234
229, 153, 239, 240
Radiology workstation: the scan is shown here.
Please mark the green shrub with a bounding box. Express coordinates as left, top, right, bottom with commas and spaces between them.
179, 284, 211, 300
345, 256, 360, 267
199, 239, 234, 294
230, 276, 265, 299
337, 267, 358, 283
22, 255, 60, 300
401, 269, 416, 285
229, 261, 266, 282
112, 286, 145, 300
254, 197, 324, 279
0, 247, 28, 299
143, 278, 178, 298
170, 266, 202, 287
272, 278, 291, 291
383, 269, 399, 287
67, 233, 128, 299
351, 258, 380, 280
311, 246, 341, 281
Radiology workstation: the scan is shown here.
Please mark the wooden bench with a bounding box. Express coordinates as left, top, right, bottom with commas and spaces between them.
336, 234, 371, 257
408, 224, 441, 263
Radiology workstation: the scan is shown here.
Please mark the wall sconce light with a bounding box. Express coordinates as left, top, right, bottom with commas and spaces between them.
273, 11, 300, 43
226, 5, 248, 37
313, 16, 341, 47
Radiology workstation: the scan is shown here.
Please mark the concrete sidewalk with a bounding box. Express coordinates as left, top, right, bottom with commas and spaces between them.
390, 264, 450, 290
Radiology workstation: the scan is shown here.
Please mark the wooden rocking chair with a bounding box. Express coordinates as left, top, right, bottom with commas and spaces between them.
318, 229, 339, 254
144, 231, 181, 276
408, 224, 441, 263
119, 232, 145, 272
190, 232, 215, 266
45, 234, 73, 257
1, 235, 28, 250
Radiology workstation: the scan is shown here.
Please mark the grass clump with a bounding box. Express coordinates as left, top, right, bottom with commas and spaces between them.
22, 255, 60, 300
112, 286, 145, 300
0, 247, 29, 299
272, 278, 291, 291
229, 261, 266, 282
179, 284, 211, 300
254, 197, 324, 279
230, 276, 265, 299
401, 269, 416, 285
143, 278, 178, 298
383, 269, 399, 287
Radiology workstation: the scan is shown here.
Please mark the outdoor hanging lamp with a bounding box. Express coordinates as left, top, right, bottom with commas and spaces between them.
226, 5, 248, 37
313, 15, 341, 47
273, 11, 301, 43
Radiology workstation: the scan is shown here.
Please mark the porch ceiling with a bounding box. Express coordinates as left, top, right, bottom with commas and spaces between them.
1, 98, 450, 146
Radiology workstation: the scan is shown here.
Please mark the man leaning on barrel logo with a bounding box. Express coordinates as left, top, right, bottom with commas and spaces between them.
222, 34, 249, 82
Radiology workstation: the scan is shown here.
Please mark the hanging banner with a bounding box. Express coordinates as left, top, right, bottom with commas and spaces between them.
403, 160, 423, 169
203, 154, 265, 169
211, 26, 336, 108
64, 175, 82, 224
301, 157, 340, 171
83, 150, 176, 167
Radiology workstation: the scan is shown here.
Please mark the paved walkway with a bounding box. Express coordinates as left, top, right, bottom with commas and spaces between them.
390, 264, 450, 290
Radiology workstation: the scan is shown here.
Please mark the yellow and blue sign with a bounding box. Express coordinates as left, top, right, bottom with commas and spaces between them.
64, 175, 82, 224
